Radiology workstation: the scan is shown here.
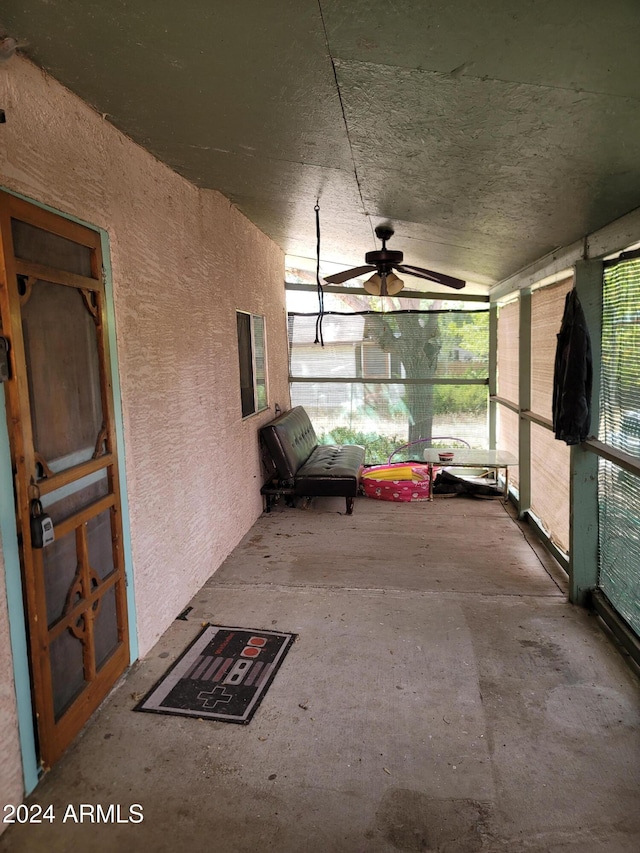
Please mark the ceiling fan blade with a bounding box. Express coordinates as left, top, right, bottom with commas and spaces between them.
395, 264, 466, 290
323, 265, 376, 284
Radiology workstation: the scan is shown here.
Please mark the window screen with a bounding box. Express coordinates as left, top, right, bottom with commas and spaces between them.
288, 309, 489, 462
599, 256, 640, 635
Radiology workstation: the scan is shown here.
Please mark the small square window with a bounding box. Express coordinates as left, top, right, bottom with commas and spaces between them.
237, 311, 268, 417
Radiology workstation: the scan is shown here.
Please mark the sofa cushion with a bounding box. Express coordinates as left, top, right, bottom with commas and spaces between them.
260, 406, 318, 480
295, 444, 365, 497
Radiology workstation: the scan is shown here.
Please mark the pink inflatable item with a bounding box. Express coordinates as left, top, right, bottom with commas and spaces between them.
362, 462, 432, 502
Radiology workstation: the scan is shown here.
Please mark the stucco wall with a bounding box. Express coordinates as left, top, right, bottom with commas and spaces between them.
0, 57, 290, 808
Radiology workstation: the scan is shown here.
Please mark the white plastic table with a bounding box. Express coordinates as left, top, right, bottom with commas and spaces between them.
422, 448, 519, 501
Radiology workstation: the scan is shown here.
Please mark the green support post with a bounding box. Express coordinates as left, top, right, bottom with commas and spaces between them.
488, 302, 498, 449
518, 289, 532, 517
569, 259, 603, 605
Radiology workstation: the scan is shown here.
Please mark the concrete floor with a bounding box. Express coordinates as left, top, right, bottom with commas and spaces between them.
2, 495, 640, 853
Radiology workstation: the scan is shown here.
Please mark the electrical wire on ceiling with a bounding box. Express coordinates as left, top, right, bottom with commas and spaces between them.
314, 201, 324, 346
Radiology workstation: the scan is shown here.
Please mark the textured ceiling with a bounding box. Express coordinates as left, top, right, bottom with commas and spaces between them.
2, 0, 640, 290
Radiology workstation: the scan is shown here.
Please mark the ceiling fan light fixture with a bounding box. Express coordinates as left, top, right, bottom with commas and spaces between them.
364, 273, 382, 295
364, 271, 404, 296
386, 272, 404, 295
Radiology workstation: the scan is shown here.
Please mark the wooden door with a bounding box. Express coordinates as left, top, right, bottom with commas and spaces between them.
0, 192, 130, 768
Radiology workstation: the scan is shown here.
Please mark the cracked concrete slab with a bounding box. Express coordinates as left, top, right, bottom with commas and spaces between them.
2, 497, 638, 852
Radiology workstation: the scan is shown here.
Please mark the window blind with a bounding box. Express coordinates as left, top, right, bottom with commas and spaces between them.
598, 257, 640, 635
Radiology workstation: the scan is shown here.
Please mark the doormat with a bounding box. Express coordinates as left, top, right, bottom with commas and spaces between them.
135, 625, 297, 724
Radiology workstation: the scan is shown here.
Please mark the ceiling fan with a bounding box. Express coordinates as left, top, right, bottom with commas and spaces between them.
323, 225, 466, 295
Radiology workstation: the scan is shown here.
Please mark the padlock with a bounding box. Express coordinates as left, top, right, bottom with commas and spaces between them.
30, 499, 55, 549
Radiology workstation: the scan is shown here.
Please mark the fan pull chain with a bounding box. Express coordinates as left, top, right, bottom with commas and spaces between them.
314, 201, 324, 347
